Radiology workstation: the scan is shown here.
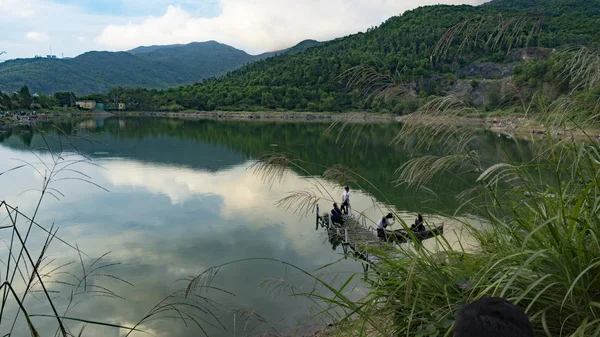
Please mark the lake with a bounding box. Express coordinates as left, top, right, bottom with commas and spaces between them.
0, 117, 529, 337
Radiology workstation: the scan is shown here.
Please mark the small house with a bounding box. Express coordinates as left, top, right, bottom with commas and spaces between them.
75, 100, 96, 110
118, 103, 126, 111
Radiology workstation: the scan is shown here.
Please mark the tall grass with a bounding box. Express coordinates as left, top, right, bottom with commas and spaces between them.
243, 38, 600, 337
0, 129, 226, 336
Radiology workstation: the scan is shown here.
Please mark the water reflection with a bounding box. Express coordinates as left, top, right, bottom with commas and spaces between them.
0, 117, 535, 337
0, 145, 364, 337
0, 117, 533, 215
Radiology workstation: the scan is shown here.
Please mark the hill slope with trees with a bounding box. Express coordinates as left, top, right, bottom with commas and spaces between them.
0, 40, 320, 95
1, 0, 598, 114
93, 0, 598, 113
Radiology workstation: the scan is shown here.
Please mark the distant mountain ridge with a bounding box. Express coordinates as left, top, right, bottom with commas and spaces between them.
0, 40, 323, 95
100, 0, 599, 113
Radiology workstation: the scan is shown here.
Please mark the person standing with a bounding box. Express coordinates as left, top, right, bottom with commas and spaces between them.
341, 186, 350, 215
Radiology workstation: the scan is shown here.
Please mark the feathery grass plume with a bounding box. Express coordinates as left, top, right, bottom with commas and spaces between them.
322, 164, 396, 217
250, 151, 339, 212
390, 96, 486, 189
230, 308, 283, 337
0, 128, 123, 336
276, 189, 324, 217
1, 126, 227, 336
124, 287, 228, 337
555, 46, 600, 95
396, 153, 477, 189
250, 152, 298, 187
340, 64, 411, 107
433, 14, 543, 61
475, 163, 524, 190
394, 95, 480, 147
549, 46, 600, 123
186, 258, 388, 336
307, 6, 600, 335
324, 113, 381, 151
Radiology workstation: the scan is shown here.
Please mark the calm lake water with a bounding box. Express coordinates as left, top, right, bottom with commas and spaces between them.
0, 117, 529, 337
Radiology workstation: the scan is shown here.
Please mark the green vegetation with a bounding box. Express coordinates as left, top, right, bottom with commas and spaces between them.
0, 131, 231, 336
234, 7, 600, 336
0, 85, 59, 110
2, 1, 600, 333
66, 0, 599, 114
3, 0, 598, 117
2, 116, 531, 216
484, 0, 600, 47
0, 40, 320, 95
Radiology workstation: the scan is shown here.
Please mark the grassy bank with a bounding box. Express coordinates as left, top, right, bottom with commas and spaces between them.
244, 46, 600, 337
248, 107, 600, 337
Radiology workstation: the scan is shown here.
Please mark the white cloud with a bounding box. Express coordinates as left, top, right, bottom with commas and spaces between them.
96, 0, 489, 54
2, 0, 490, 61
0, 0, 136, 59
25, 31, 49, 41
0, 0, 35, 18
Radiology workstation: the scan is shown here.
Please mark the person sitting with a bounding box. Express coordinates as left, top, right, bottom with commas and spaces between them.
341, 186, 350, 215
376, 213, 394, 241
454, 297, 534, 337
411, 214, 426, 232
331, 203, 344, 226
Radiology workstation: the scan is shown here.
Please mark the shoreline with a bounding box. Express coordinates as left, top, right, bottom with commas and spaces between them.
0, 111, 108, 130
3, 110, 599, 141
130, 111, 600, 140
126, 110, 397, 122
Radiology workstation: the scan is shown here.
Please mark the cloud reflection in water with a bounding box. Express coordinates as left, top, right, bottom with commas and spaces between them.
0, 144, 365, 337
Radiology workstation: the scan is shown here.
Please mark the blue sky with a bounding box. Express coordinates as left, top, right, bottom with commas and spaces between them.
0, 0, 488, 60
48, 0, 222, 17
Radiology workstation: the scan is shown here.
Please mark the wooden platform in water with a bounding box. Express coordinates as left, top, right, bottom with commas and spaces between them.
315, 205, 444, 270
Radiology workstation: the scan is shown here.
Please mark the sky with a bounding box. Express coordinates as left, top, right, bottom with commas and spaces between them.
0, 0, 488, 60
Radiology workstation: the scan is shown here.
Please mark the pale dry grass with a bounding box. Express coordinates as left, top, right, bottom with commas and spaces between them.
434, 14, 543, 60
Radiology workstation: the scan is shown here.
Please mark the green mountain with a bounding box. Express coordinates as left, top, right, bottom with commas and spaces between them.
101, 0, 598, 113
0, 40, 320, 95
128, 44, 185, 54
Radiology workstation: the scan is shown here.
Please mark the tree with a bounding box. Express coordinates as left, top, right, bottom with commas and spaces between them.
0, 92, 12, 110
54, 92, 76, 107
34, 94, 58, 109
261, 92, 276, 109
18, 86, 32, 109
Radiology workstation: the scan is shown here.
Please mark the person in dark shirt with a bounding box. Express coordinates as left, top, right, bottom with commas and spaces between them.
331, 203, 344, 226
412, 214, 425, 232
454, 297, 534, 337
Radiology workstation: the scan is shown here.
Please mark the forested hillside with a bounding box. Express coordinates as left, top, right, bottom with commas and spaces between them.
2, 0, 598, 113
0, 40, 316, 95
83, 0, 599, 113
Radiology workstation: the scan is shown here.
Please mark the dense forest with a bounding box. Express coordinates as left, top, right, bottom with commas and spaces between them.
0, 40, 321, 95
1, 0, 599, 114
78, 0, 600, 113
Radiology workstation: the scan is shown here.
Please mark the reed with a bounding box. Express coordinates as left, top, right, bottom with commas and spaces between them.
243, 25, 600, 337
0, 129, 225, 336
